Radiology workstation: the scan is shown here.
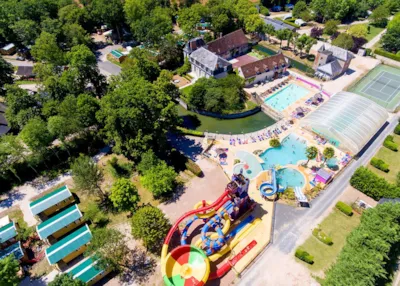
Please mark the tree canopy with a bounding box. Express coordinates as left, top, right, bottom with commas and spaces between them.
109, 178, 140, 212
0, 255, 20, 286
48, 274, 85, 286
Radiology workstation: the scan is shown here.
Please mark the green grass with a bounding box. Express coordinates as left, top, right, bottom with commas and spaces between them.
367, 134, 400, 183
248, 51, 265, 59
297, 209, 361, 273
15, 80, 41, 85
180, 84, 193, 99
106, 54, 123, 67
364, 24, 385, 42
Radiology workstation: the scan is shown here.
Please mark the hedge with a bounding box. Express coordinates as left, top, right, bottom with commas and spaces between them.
336, 201, 353, 216
375, 49, 400, 62
394, 124, 400, 135
282, 20, 300, 28
176, 126, 204, 137
185, 159, 203, 177
312, 228, 333, 245
370, 157, 390, 173
383, 135, 398, 152
350, 167, 400, 200
295, 248, 314, 264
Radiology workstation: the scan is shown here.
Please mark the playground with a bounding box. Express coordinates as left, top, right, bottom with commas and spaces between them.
160, 173, 274, 286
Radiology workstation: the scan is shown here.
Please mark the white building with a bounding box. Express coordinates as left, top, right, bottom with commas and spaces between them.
188, 47, 232, 79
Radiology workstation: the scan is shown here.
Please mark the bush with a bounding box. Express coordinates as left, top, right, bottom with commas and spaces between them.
260, 6, 270, 16
281, 187, 295, 200
269, 138, 281, 147
282, 20, 300, 28
107, 157, 133, 179
375, 49, 400, 62
185, 159, 203, 177
335, 201, 353, 216
141, 161, 177, 197
350, 167, 400, 200
394, 124, 400, 135
365, 48, 372, 56
234, 159, 241, 164
370, 157, 390, 172
324, 20, 340, 35
83, 202, 109, 226
312, 227, 333, 245
295, 248, 314, 264
176, 126, 204, 137
383, 135, 398, 151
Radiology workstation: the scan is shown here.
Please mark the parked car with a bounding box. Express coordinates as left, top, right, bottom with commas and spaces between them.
16, 56, 25, 61
271, 5, 282, 12
285, 4, 294, 10
282, 14, 293, 20
295, 19, 307, 26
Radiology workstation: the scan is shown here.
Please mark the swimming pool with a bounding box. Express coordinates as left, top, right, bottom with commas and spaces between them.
276, 168, 305, 189
264, 83, 310, 111
260, 133, 307, 169
233, 150, 264, 180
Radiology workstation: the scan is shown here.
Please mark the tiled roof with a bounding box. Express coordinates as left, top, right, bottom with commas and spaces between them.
263, 18, 297, 31
184, 37, 206, 54
0, 222, 17, 243
318, 44, 355, 61
239, 54, 287, 78
37, 204, 82, 240
16, 66, 34, 77
207, 29, 248, 55
0, 241, 24, 260
45, 224, 92, 265
29, 185, 73, 216
317, 59, 343, 77
67, 257, 105, 284
190, 47, 231, 72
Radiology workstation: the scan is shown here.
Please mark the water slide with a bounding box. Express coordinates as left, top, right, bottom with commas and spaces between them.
259, 168, 278, 197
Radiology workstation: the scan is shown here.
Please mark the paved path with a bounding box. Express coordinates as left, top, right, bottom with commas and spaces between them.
238, 113, 399, 285
4, 58, 34, 67
365, 28, 387, 49
96, 44, 122, 77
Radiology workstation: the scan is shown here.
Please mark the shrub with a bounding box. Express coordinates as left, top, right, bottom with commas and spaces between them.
370, 157, 390, 172
185, 159, 203, 177
107, 157, 133, 179
176, 126, 204, 137
312, 227, 333, 245
295, 248, 314, 264
375, 49, 400, 62
365, 48, 372, 56
234, 159, 241, 164
109, 178, 140, 212
336, 201, 353, 216
269, 138, 281, 147
260, 6, 270, 16
141, 161, 177, 197
383, 135, 398, 151
324, 20, 340, 35
282, 20, 300, 28
83, 202, 108, 226
281, 187, 295, 200
394, 124, 400, 135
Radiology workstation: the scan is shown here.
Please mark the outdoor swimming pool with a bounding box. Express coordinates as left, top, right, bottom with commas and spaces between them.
264, 83, 310, 111
233, 150, 264, 180
276, 168, 305, 188
260, 133, 307, 169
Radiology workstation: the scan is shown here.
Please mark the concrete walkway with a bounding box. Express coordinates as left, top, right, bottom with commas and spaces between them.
365, 29, 387, 49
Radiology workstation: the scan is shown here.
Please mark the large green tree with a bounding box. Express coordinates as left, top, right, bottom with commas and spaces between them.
0, 58, 14, 96
11, 19, 40, 46
109, 178, 140, 212
305, 146, 318, 164
293, 1, 308, 18
332, 33, 354, 50
131, 206, 171, 252
0, 255, 20, 286
382, 13, 400, 53
370, 5, 390, 27
49, 274, 85, 286
31, 32, 65, 65
141, 161, 177, 197
19, 118, 53, 154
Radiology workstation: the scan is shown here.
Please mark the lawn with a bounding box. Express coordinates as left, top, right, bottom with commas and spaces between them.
247, 51, 265, 59
367, 133, 400, 183
365, 25, 385, 42
297, 208, 361, 273
180, 84, 193, 99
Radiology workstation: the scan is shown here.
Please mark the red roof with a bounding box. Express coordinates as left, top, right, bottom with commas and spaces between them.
207, 29, 248, 56
239, 54, 287, 78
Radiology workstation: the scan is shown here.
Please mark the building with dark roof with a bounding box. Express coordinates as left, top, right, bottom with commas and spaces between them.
206, 29, 249, 60
263, 18, 297, 32
15, 66, 35, 79
189, 47, 232, 79
183, 37, 206, 58
313, 44, 355, 79
0, 103, 10, 137
238, 53, 288, 86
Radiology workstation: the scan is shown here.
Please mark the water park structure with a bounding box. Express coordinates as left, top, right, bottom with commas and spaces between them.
161, 173, 274, 285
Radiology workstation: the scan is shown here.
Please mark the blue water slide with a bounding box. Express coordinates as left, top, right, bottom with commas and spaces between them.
259, 169, 279, 197
225, 215, 254, 240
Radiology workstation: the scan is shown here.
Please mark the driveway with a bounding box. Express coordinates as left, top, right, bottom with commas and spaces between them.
96, 44, 122, 76
239, 114, 399, 285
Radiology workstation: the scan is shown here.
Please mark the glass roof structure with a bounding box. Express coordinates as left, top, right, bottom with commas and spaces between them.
45, 224, 92, 265
30, 185, 72, 216
37, 204, 82, 240
67, 256, 105, 284
301, 92, 388, 154
0, 222, 17, 243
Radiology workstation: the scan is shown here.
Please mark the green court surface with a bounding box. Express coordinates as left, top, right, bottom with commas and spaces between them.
349, 65, 400, 111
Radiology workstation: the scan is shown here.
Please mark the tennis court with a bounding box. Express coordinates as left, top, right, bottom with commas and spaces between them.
349, 65, 400, 111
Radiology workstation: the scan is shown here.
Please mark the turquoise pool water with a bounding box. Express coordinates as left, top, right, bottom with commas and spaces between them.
233, 150, 264, 180
260, 133, 307, 169
276, 168, 305, 189
264, 84, 310, 111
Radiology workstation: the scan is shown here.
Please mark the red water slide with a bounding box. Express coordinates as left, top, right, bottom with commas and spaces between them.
163, 190, 231, 245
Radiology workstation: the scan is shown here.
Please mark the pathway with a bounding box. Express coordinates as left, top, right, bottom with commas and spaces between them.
238, 113, 399, 285
365, 29, 387, 49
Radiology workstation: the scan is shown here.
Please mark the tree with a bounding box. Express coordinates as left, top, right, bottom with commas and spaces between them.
324, 20, 340, 35
96, 76, 179, 159
123, 49, 161, 82
177, 4, 209, 34
138, 149, 160, 174
0, 255, 20, 286
323, 147, 335, 162
31, 32, 65, 65
131, 206, 171, 252
382, 13, 400, 53
397, 171, 400, 187
269, 138, 281, 147
85, 228, 130, 271
76, 94, 100, 127
62, 23, 92, 48
304, 36, 317, 55
348, 24, 368, 38
83, 202, 108, 226
58, 4, 88, 26
0, 57, 14, 95
48, 115, 78, 155
70, 154, 104, 199
276, 29, 287, 48
285, 30, 293, 49
332, 33, 354, 50
156, 70, 180, 100
11, 19, 40, 46
305, 146, 318, 164
370, 5, 390, 27
293, 1, 308, 18
310, 27, 323, 39
49, 274, 85, 286
244, 14, 266, 35
141, 161, 177, 197
19, 118, 53, 154
264, 24, 275, 42
159, 34, 183, 70
109, 178, 140, 212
